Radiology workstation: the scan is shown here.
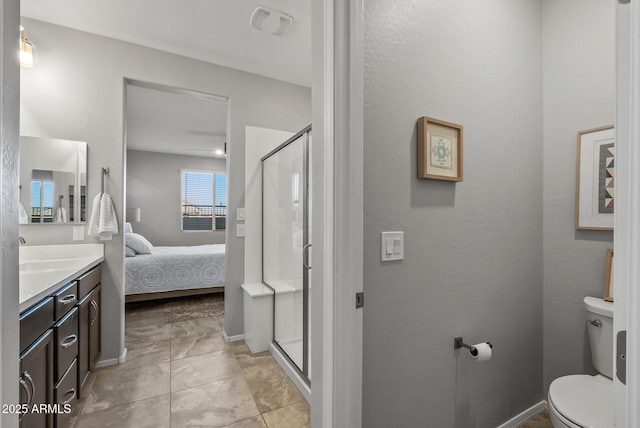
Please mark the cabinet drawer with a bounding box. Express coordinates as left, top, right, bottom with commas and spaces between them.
54, 307, 78, 384
53, 281, 78, 320
54, 359, 77, 428
20, 297, 54, 355
77, 265, 101, 300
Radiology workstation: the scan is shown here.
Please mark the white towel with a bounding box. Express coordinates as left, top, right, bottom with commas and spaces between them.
88, 193, 119, 237
54, 207, 68, 223
19, 203, 29, 224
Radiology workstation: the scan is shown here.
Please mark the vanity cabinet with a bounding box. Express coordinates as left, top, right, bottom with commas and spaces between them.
19, 263, 102, 427
77, 266, 102, 395
19, 330, 54, 428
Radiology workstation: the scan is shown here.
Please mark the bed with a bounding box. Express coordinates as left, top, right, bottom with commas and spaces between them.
124, 228, 225, 302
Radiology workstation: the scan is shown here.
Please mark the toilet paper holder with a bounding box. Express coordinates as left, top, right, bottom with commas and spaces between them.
454, 337, 493, 357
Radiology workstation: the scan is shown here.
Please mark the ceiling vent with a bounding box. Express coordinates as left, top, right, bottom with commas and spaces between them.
250, 6, 293, 36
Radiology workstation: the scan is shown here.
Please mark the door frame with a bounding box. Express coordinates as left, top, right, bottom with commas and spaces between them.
614, 0, 640, 426
0, 0, 21, 425
311, 0, 364, 426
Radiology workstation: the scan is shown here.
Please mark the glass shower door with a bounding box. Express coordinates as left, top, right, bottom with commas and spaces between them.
262, 126, 311, 381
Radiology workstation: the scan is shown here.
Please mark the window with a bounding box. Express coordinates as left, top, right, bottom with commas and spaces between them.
181, 169, 227, 231
31, 175, 54, 223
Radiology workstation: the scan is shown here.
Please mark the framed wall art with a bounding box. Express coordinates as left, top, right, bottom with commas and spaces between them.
604, 248, 614, 302
417, 116, 463, 181
576, 125, 615, 230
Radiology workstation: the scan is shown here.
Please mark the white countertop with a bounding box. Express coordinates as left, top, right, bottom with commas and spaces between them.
19, 244, 105, 312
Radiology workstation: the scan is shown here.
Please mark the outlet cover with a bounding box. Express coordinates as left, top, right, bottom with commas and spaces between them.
72, 226, 85, 241
237, 223, 245, 237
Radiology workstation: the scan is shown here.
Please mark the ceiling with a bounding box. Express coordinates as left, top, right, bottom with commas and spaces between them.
21, 0, 310, 158
20, 0, 311, 87
125, 84, 228, 158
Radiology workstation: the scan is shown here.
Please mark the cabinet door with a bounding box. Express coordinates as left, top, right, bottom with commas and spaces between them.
19, 329, 54, 428
77, 294, 91, 395
89, 284, 101, 371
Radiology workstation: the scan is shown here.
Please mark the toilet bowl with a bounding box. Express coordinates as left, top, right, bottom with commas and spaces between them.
548, 374, 612, 428
547, 297, 614, 428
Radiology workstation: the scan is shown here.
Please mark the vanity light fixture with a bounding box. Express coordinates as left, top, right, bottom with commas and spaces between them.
19, 25, 37, 68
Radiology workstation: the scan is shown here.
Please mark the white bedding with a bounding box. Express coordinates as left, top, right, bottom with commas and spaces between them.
125, 244, 225, 295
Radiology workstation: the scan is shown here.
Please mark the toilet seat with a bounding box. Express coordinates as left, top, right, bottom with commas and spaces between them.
548, 374, 613, 428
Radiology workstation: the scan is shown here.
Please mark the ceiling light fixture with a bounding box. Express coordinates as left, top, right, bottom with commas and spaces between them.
250, 6, 293, 36
19, 25, 37, 68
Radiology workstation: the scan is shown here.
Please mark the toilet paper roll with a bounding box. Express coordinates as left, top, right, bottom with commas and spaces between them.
470, 343, 492, 361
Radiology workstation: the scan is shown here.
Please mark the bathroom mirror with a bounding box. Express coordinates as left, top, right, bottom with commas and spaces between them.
19, 136, 88, 224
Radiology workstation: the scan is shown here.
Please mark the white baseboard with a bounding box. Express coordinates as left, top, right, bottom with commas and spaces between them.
497, 401, 547, 428
223, 331, 244, 343
95, 347, 128, 368
270, 343, 311, 404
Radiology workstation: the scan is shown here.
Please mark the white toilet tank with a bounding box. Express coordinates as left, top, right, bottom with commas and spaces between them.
584, 296, 614, 379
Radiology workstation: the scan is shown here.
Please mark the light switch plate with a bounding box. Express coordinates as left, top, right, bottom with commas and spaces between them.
381, 231, 404, 261
237, 207, 245, 221
72, 226, 85, 241
237, 223, 245, 237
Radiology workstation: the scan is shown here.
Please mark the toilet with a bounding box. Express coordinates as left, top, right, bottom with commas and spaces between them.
548, 297, 614, 428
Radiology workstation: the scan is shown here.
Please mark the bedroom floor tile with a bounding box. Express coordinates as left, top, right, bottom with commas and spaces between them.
81, 362, 170, 414
262, 401, 311, 428
74, 394, 170, 428
171, 349, 241, 392
171, 330, 227, 360
171, 376, 260, 427
221, 415, 268, 428
241, 363, 305, 413
170, 316, 221, 337
125, 323, 172, 350
75, 295, 309, 427
97, 341, 171, 374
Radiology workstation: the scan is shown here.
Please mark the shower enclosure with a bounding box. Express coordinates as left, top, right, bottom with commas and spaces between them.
262, 125, 311, 384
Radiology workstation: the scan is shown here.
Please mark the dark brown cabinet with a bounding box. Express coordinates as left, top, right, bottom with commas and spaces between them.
19, 262, 102, 427
19, 330, 54, 428
77, 266, 101, 396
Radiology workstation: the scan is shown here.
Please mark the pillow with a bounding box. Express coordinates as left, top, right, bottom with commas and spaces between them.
125, 233, 153, 254
124, 222, 133, 234
125, 246, 136, 257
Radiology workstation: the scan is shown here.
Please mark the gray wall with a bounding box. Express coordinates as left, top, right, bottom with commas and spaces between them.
1, 0, 21, 424
19, 18, 311, 363
362, 1, 543, 427
542, 0, 615, 392
126, 149, 226, 246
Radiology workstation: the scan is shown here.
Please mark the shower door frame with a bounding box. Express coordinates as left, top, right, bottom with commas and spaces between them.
261, 124, 312, 385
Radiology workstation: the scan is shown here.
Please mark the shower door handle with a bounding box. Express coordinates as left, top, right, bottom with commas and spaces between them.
303, 243, 312, 270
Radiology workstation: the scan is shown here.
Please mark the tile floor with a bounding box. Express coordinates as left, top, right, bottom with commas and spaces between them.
70, 293, 310, 428
518, 410, 552, 428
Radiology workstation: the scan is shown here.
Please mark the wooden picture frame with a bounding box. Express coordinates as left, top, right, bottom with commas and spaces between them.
604, 249, 614, 302
417, 116, 463, 181
576, 125, 615, 230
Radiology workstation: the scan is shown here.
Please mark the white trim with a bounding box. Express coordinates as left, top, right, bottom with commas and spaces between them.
223, 331, 244, 343
310, 0, 364, 426
496, 401, 547, 428
310, 0, 334, 426
270, 343, 312, 404
328, 0, 364, 427
95, 347, 128, 368
615, 1, 640, 426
